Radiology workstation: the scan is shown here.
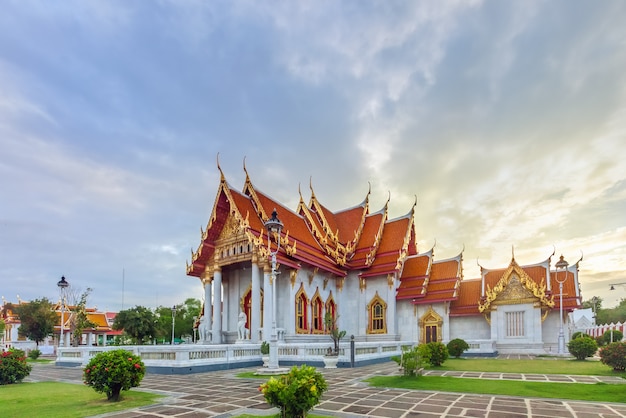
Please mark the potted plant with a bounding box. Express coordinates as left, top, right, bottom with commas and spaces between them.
260, 341, 270, 367
323, 313, 346, 368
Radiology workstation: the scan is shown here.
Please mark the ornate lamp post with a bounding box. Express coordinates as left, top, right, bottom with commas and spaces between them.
264, 209, 283, 370
555, 255, 569, 355
171, 305, 177, 345
57, 276, 69, 347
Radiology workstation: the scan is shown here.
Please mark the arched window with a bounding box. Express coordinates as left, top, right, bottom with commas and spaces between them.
325, 293, 337, 333
311, 289, 324, 334
295, 284, 309, 334
367, 292, 387, 334
240, 284, 264, 339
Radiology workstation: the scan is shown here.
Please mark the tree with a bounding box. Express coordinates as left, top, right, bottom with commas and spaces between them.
0, 318, 5, 338
15, 298, 57, 346
155, 298, 202, 343
112, 306, 157, 344
70, 288, 96, 346
324, 312, 346, 356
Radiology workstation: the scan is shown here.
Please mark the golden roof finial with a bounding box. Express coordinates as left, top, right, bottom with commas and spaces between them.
217, 153, 225, 182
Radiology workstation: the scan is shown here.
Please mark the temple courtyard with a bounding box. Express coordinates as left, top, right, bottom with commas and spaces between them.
25, 356, 626, 418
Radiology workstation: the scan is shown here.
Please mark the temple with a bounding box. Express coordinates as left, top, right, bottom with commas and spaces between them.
186, 162, 583, 355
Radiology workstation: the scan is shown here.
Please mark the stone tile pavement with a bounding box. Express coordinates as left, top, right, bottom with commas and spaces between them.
24, 361, 626, 417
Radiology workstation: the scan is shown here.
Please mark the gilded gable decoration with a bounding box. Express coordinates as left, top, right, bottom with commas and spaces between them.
478, 259, 554, 313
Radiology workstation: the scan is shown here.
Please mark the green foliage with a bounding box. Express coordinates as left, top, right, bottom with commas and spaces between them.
112, 306, 157, 345
567, 335, 597, 360
602, 329, 624, 345
0, 348, 33, 385
154, 298, 201, 343
323, 312, 346, 355
570, 331, 584, 340
425, 342, 449, 366
447, 338, 469, 358
83, 349, 146, 401
15, 298, 57, 346
28, 348, 42, 360
599, 342, 626, 371
260, 341, 270, 355
0, 318, 5, 335
259, 365, 328, 417
71, 288, 97, 347
594, 298, 626, 325
392, 346, 429, 376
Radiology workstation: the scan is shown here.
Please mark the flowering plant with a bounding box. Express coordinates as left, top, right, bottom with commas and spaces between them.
599, 342, 626, 371
83, 349, 145, 401
0, 348, 32, 385
259, 365, 328, 417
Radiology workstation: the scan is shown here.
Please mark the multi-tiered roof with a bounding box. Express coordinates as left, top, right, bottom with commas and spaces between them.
187, 163, 581, 315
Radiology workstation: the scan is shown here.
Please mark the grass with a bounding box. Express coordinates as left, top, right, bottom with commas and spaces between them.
0, 382, 162, 418
436, 358, 625, 377
366, 375, 626, 403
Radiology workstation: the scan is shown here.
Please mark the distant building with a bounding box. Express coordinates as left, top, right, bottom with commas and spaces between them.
1, 297, 120, 352
186, 163, 583, 355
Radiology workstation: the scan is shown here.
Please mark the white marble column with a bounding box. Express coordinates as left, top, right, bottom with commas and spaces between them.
251, 255, 261, 342
262, 263, 272, 342
203, 277, 212, 343
387, 274, 397, 335
212, 266, 222, 344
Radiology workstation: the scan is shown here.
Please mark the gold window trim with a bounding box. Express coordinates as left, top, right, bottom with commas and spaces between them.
366, 292, 387, 334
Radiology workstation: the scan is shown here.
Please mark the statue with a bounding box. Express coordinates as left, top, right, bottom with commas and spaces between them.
237, 312, 249, 340
198, 315, 211, 343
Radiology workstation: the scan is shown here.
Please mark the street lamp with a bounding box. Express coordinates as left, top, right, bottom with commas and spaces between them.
264, 209, 283, 370
555, 255, 569, 355
171, 305, 177, 345
57, 276, 69, 347
591, 296, 599, 326
609, 282, 626, 291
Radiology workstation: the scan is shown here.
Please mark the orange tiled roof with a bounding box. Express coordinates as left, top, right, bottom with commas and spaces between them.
188, 168, 417, 279
450, 279, 482, 316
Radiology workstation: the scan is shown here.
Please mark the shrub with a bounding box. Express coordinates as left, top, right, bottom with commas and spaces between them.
595, 335, 606, 347
259, 364, 328, 417
0, 348, 33, 385
447, 338, 469, 358
602, 330, 624, 345
571, 331, 584, 340
599, 342, 626, 372
28, 348, 42, 360
392, 346, 430, 376
83, 349, 146, 401
260, 341, 270, 355
567, 335, 598, 360
425, 342, 449, 367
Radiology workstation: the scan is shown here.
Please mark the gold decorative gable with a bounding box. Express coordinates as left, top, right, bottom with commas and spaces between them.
478, 260, 554, 313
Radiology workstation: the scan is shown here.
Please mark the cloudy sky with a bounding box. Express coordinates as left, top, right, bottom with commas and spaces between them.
1, 1, 625, 312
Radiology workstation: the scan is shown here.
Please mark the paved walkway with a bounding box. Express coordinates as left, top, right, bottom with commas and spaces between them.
25, 361, 626, 418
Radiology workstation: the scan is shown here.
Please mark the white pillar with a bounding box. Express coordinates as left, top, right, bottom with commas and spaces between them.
262, 264, 272, 342
387, 274, 397, 335
212, 267, 222, 344
251, 256, 261, 342
203, 277, 212, 342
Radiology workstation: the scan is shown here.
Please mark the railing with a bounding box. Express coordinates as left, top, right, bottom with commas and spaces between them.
55, 340, 409, 369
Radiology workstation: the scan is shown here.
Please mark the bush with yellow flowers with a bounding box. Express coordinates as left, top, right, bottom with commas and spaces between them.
259, 365, 328, 417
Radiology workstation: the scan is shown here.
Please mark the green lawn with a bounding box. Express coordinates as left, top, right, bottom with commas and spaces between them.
437, 358, 625, 377
366, 375, 626, 403
0, 382, 162, 418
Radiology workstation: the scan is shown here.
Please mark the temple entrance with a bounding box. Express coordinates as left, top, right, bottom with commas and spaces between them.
419, 307, 442, 344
